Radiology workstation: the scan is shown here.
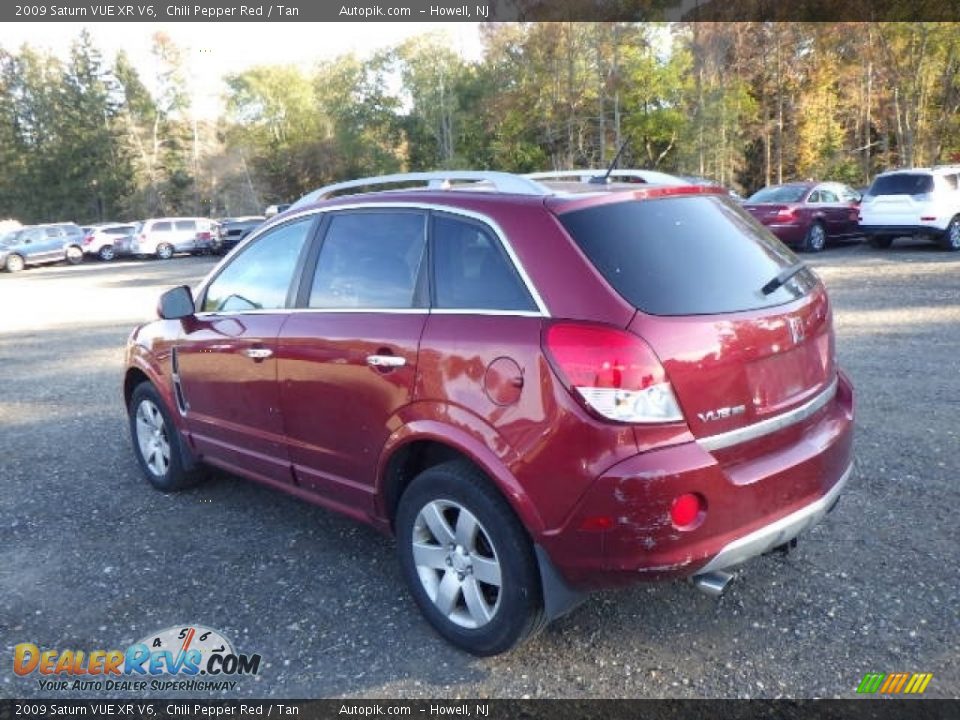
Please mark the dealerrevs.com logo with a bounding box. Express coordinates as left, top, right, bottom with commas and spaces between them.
14, 625, 262, 692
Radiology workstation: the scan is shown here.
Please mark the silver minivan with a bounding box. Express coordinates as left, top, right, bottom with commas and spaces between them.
132, 218, 217, 259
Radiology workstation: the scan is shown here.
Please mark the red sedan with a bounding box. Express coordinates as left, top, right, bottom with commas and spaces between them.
743, 182, 862, 252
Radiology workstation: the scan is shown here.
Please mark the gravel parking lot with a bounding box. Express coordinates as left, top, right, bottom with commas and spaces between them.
1, 243, 957, 699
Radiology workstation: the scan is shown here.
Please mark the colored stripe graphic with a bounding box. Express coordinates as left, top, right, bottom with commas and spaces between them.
858, 672, 932, 694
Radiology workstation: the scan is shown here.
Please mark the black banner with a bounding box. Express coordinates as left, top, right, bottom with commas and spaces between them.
5, 0, 960, 23
1, 700, 959, 720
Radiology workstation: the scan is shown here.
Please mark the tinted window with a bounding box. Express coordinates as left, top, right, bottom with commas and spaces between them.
309, 212, 426, 309
203, 218, 311, 312
45, 228, 61, 238
869, 173, 934, 195
175, 220, 197, 231
807, 190, 821, 203
942, 174, 959, 191
748, 186, 808, 203
432, 214, 536, 312
152, 221, 173, 232
558, 196, 816, 316
107, 226, 135, 235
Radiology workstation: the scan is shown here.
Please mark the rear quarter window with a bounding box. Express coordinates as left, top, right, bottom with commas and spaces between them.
869, 173, 934, 195
558, 195, 817, 316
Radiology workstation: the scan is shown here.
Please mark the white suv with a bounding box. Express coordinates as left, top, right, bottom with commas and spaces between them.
131, 218, 217, 259
859, 167, 960, 251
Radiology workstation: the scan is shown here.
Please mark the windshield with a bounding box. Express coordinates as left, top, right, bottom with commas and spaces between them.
558, 195, 817, 316
868, 173, 934, 196
747, 186, 808, 203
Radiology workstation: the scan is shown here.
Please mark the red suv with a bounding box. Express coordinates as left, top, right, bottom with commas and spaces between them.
124, 171, 855, 656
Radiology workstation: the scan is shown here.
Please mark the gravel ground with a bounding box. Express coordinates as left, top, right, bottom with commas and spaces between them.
0, 241, 957, 700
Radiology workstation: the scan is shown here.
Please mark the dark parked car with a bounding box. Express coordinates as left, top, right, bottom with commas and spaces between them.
212, 216, 265, 254
0, 223, 85, 272
124, 170, 854, 655
743, 182, 862, 252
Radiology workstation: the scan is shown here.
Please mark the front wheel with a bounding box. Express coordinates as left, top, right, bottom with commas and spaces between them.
395, 461, 545, 656
940, 217, 960, 251
65, 245, 83, 265
156, 243, 174, 260
4, 253, 25, 273
128, 382, 204, 492
801, 222, 826, 253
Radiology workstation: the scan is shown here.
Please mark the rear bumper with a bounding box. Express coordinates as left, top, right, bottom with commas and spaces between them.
696, 460, 851, 574
859, 223, 945, 236
764, 223, 806, 245
539, 371, 855, 590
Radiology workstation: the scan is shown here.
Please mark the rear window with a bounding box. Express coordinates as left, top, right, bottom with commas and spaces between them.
558, 195, 817, 316
868, 173, 934, 196
747, 186, 808, 203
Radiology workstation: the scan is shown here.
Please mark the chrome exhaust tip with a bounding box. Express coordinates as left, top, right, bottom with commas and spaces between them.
693, 570, 734, 597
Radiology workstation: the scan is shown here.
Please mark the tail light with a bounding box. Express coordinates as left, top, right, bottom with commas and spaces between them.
197, 231, 212, 240
774, 207, 795, 221
82, 234, 94, 245
543, 323, 684, 424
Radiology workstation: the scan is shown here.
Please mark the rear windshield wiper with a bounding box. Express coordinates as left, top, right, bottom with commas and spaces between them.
761, 262, 808, 296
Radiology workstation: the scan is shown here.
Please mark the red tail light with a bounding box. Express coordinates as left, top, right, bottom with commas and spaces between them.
670, 493, 705, 530
543, 323, 684, 424
82, 234, 94, 245
775, 207, 796, 220
197, 231, 212, 240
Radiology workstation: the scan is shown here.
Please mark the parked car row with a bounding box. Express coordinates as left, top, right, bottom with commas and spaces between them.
742, 166, 960, 252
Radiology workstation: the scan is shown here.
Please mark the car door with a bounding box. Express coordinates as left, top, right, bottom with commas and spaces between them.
32, 228, 62, 262
276, 209, 428, 517
815, 186, 847, 237
837, 185, 862, 236
173, 220, 197, 251
176, 216, 316, 485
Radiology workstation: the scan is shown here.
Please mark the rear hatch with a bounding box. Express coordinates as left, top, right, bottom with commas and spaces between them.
860, 172, 934, 226
555, 192, 835, 441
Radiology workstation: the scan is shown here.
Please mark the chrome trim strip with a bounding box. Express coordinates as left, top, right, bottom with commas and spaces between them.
697, 376, 839, 452
696, 461, 853, 575
195, 202, 551, 318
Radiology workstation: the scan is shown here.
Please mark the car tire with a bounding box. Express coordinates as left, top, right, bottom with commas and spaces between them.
801, 222, 826, 253
128, 382, 204, 492
156, 243, 174, 260
4, 253, 25, 273
940, 217, 960, 251
65, 245, 83, 265
395, 460, 546, 656
868, 236, 894, 249
98, 245, 116, 261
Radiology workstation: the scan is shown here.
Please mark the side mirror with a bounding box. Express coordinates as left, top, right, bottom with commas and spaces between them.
158, 285, 195, 320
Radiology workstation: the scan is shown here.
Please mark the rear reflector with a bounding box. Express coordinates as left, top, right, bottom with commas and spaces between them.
544, 323, 683, 424
920, 216, 937, 221
670, 493, 705, 529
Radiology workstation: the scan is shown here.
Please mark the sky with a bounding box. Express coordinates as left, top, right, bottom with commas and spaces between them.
0, 22, 485, 117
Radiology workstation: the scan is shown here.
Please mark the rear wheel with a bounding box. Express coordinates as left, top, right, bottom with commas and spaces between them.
156, 243, 174, 260
395, 461, 546, 656
65, 245, 83, 265
868, 236, 894, 249
4, 254, 25, 273
128, 382, 204, 492
940, 217, 960, 251
801, 222, 826, 253
98, 245, 116, 261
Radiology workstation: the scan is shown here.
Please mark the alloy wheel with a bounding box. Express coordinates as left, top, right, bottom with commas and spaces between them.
135, 399, 171, 478
411, 500, 503, 629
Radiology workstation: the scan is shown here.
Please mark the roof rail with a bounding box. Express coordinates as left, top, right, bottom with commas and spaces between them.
290, 171, 551, 210
524, 169, 685, 185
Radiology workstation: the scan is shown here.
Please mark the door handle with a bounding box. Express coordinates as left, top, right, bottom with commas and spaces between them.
243, 347, 273, 360
366, 354, 406, 368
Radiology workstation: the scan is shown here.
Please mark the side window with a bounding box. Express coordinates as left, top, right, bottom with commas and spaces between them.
942, 174, 959, 191
152, 221, 172, 233
432, 214, 537, 312
819, 188, 839, 203
203, 218, 312, 312
807, 190, 820, 203
175, 220, 197, 232
308, 212, 426, 309
45, 228, 61, 238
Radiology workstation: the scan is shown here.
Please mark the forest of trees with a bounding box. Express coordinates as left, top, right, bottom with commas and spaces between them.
2, 22, 960, 224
